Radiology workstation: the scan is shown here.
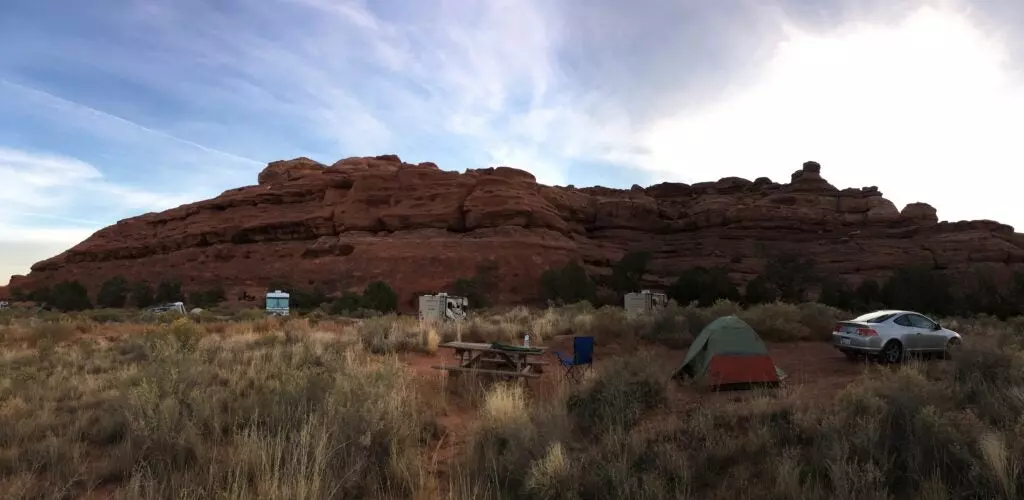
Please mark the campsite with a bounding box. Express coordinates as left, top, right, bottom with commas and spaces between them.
1, 299, 1022, 499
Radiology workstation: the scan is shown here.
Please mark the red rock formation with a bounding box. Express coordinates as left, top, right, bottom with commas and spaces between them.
10, 155, 1024, 310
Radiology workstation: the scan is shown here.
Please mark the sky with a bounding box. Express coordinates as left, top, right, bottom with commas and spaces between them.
3, 0, 1024, 285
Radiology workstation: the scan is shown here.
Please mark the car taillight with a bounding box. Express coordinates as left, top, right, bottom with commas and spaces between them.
856, 328, 878, 337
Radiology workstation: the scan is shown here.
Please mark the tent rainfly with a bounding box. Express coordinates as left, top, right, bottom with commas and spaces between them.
673, 315, 786, 388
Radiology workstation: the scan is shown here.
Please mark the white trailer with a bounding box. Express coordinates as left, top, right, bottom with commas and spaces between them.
150, 302, 187, 315
265, 290, 290, 316
418, 292, 468, 322
624, 290, 668, 317
0, 301, 9, 310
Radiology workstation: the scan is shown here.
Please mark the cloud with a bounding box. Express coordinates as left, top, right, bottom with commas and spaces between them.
634, 4, 1024, 227
0, 147, 199, 283
0, 147, 196, 216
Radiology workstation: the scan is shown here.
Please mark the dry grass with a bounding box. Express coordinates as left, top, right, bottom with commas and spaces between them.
1, 304, 1023, 499
0, 316, 437, 499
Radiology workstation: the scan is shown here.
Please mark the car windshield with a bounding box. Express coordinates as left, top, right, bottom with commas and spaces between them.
852, 311, 897, 323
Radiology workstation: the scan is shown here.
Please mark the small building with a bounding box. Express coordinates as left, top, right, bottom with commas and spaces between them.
265, 290, 290, 316
624, 290, 668, 317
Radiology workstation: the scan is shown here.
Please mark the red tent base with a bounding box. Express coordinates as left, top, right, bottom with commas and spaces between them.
704, 354, 781, 388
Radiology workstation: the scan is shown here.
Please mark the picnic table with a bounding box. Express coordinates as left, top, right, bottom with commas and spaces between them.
431, 341, 549, 379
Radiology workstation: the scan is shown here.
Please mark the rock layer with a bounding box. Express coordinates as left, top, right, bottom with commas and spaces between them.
10, 155, 1024, 310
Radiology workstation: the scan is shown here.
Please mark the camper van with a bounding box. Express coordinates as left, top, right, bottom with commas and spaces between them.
418, 293, 468, 322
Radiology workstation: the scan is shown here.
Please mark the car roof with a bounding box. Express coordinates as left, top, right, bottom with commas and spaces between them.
852, 309, 917, 321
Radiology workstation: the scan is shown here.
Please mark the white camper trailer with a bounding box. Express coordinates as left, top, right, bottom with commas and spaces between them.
150, 302, 187, 315
624, 290, 668, 317
265, 290, 290, 316
418, 292, 468, 322
0, 301, 9, 311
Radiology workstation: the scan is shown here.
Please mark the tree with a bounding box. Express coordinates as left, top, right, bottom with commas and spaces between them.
97, 276, 130, 308
763, 253, 817, 303
743, 275, 778, 305
881, 266, 954, 316
189, 286, 226, 308
610, 251, 651, 294
49, 281, 92, 311
818, 276, 854, 310
329, 292, 363, 314
362, 281, 398, 313
540, 261, 596, 305
667, 267, 740, 306
854, 279, 882, 311
155, 279, 183, 304
131, 282, 155, 308
453, 277, 489, 309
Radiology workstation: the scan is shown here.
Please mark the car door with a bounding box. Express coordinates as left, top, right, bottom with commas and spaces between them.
908, 314, 945, 350
892, 314, 923, 351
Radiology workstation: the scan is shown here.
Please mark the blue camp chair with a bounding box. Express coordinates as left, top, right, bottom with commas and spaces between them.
555, 336, 594, 382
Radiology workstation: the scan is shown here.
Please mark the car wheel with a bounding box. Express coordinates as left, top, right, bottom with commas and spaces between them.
880, 341, 903, 364
944, 338, 961, 360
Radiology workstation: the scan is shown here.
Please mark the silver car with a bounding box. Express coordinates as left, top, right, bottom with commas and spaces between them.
832, 309, 963, 363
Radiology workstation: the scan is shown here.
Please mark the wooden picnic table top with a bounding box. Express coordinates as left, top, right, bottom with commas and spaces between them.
440, 341, 549, 354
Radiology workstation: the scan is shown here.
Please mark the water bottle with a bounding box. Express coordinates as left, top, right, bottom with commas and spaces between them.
524, 333, 531, 347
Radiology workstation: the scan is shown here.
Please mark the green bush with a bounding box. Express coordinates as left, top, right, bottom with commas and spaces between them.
131, 281, 155, 308
97, 276, 130, 308
155, 279, 184, 304
49, 281, 92, 311
361, 281, 398, 313
667, 266, 740, 307
540, 260, 597, 305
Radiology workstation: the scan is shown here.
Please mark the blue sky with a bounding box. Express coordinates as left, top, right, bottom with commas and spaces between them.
3, 0, 1024, 284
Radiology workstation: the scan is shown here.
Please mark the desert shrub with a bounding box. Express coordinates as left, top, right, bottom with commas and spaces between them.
743, 274, 777, 305
635, 303, 690, 348
154, 279, 184, 304
566, 351, 667, 438
540, 261, 597, 305
97, 276, 130, 308
131, 281, 156, 308
188, 285, 226, 308
362, 281, 398, 313
678, 299, 742, 336
818, 275, 855, 310
49, 280, 92, 311
738, 301, 845, 342
86, 308, 129, 323
609, 251, 651, 294
740, 302, 809, 342
357, 315, 427, 353
329, 292, 363, 315
882, 265, 955, 316
28, 321, 76, 345
461, 383, 573, 499
667, 266, 740, 307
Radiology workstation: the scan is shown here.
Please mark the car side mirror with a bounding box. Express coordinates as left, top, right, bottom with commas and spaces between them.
933, 323, 942, 330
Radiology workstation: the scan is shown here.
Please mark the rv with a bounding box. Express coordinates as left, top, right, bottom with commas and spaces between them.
265, 290, 290, 316
418, 293, 468, 322
624, 290, 668, 317
150, 302, 187, 315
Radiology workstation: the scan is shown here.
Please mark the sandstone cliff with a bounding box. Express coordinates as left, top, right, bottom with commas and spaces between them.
9, 156, 1024, 310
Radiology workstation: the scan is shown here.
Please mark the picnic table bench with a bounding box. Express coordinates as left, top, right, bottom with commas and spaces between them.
431, 341, 549, 379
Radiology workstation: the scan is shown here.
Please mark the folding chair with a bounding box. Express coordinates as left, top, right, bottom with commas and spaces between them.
555, 336, 594, 383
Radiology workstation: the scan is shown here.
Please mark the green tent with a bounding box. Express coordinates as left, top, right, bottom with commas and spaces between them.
674, 315, 786, 387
